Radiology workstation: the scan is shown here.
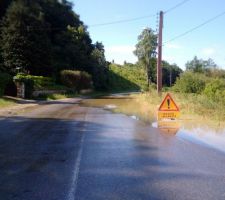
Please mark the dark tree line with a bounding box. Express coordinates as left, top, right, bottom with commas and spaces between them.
0, 0, 108, 90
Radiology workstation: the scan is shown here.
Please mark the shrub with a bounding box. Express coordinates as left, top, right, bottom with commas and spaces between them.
108, 64, 147, 91
203, 79, 225, 103
173, 72, 207, 94
27, 76, 54, 90
0, 73, 12, 96
60, 70, 92, 92
14, 74, 55, 90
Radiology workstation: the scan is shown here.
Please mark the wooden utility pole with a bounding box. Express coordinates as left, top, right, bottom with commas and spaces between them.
157, 11, 163, 95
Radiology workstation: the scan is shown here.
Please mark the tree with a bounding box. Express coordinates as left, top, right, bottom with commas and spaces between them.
39, 0, 94, 77
0, 0, 13, 21
186, 56, 217, 73
0, 0, 110, 91
162, 61, 183, 87
0, 0, 13, 72
134, 28, 157, 86
91, 42, 109, 90
1, 0, 52, 75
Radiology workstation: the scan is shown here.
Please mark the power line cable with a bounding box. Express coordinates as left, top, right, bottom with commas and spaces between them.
0, 15, 157, 30
0, 0, 191, 30
88, 14, 156, 28
89, 0, 192, 27
164, 0, 192, 14
164, 10, 225, 44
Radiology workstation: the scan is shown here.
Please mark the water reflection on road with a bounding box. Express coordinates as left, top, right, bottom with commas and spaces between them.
81, 94, 225, 153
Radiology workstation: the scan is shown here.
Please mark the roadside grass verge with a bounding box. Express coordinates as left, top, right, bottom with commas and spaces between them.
0, 97, 17, 108
129, 91, 225, 127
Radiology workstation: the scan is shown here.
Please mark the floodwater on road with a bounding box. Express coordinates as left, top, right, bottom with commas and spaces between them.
81, 94, 225, 153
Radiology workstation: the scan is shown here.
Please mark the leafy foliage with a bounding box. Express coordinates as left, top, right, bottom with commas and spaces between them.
173, 72, 208, 94
162, 61, 183, 87
186, 56, 217, 73
108, 64, 148, 91
60, 70, 92, 92
1, 0, 52, 75
14, 74, 58, 90
134, 28, 157, 85
0, 0, 107, 90
0, 0, 13, 20
203, 79, 225, 103
91, 42, 109, 90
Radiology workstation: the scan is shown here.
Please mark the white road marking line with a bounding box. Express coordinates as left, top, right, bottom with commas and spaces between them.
67, 113, 88, 200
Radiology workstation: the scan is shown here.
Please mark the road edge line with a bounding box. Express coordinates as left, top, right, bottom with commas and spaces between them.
67, 113, 87, 200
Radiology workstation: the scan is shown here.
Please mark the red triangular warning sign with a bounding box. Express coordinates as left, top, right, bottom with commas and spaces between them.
158, 93, 179, 111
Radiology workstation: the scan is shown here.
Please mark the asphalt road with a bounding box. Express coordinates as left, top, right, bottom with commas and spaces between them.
0, 98, 225, 200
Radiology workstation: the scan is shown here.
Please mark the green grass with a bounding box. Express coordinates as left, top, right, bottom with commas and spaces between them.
0, 98, 17, 108
131, 90, 225, 126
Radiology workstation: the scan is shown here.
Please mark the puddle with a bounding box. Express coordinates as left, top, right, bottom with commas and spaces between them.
80, 95, 156, 122
81, 94, 225, 153
104, 104, 117, 110
177, 127, 225, 153
153, 120, 181, 135
130, 115, 139, 120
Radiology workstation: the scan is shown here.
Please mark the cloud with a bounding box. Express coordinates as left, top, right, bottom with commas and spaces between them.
201, 48, 215, 56
105, 45, 137, 64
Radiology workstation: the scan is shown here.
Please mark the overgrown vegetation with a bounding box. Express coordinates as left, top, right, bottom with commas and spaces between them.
131, 91, 225, 124
203, 79, 225, 104
0, 97, 16, 108
172, 56, 225, 108
117, 56, 225, 125
173, 72, 208, 94
0, 0, 224, 128
0, 1, 183, 97
108, 63, 147, 91
60, 70, 92, 92
108, 60, 183, 92
0, 0, 107, 95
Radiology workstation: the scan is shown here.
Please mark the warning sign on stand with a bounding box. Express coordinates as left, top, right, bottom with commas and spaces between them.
158, 93, 180, 120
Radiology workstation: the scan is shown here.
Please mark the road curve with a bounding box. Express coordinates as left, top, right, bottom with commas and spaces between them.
0, 98, 225, 200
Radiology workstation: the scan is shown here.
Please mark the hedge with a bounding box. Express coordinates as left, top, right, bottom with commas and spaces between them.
60, 70, 92, 92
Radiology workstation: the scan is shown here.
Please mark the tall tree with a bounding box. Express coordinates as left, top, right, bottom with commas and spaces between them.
0, 0, 13, 21
1, 0, 52, 75
39, 0, 93, 76
134, 27, 157, 86
0, 0, 13, 72
0, 0, 109, 91
91, 42, 109, 90
186, 56, 217, 73
162, 61, 183, 87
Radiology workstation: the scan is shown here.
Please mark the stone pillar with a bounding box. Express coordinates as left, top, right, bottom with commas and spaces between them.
15, 82, 25, 98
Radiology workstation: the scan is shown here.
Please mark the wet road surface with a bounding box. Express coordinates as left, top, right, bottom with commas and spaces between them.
0, 98, 225, 200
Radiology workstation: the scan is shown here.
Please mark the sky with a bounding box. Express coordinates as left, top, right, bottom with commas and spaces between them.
73, 0, 225, 69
